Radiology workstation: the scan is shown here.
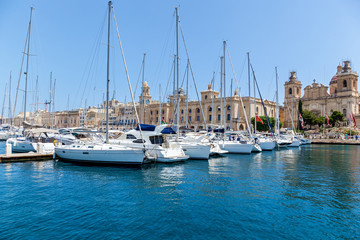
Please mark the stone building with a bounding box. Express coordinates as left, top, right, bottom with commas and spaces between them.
113, 81, 279, 131
284, 60, 360, 128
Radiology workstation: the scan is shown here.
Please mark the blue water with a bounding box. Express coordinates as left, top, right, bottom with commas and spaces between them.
0, 141, 360, 239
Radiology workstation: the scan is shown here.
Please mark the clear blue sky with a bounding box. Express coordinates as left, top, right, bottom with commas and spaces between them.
1, 0, 360, 115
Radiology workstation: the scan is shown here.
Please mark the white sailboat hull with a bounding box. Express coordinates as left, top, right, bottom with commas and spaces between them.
288, 140, 301, 147
179, 143, 211, 159
219, 141, 253, 154
259, 141, 276, 151
55, 144, 145, 166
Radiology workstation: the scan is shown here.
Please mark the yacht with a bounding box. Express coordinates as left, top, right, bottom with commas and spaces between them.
110, 124, 189, 163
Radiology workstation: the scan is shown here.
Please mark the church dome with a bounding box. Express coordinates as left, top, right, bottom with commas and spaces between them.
330, 75, 337, 85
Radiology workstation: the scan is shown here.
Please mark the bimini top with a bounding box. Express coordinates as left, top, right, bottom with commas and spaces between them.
136, 124, 156, 132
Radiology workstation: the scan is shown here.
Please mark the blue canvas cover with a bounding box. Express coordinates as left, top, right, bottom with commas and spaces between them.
136, 124, 156, 131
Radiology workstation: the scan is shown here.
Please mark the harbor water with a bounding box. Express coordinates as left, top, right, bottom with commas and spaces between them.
0, 141, 360, 239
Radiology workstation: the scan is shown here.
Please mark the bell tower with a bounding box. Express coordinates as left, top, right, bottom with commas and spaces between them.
336, 61, 358, 97
284, 71, 302, 128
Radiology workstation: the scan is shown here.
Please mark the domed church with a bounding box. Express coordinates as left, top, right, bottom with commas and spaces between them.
284, 60, 359, 128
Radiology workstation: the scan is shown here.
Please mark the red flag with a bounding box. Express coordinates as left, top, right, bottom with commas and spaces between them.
351, 112, 357, 129
256, 115, 264, 124
299, 112, 304, 128
325, 113, 330, 126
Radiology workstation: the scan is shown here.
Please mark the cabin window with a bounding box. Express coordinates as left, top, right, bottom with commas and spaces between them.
126, 134, 137, 139
133, 139, 145, 143
289, 88, 292, 95
149, 135, 164, 145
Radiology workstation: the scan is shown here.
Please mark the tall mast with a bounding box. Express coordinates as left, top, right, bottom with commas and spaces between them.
247, 52, 251, 133
49, 72, 52, 128
52, 78, 56, 128
185, 59, 189, 128
175, 6, 180, 140
106, 1, 112, 143
211, 72, 215, 128
275, 67, 279, 134
230, 78, 233, 130
223, 41, 226, 131
220, 56, 223, 128
140, 53, 146, 123
254, 67, 257, 134
172, 55, 176, 125
23, 7, 34, 132
159, 84, 162, 125
9, 72, 12, 125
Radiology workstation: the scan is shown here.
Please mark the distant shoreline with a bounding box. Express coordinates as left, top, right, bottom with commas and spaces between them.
310, 139, 360, 145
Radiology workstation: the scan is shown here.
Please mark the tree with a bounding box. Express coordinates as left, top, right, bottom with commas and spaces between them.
251, 116, 282, 132
302, 110, 316, 128
330, 111, 344, 127
315, 116, 325, 127
298, 100, 303, 130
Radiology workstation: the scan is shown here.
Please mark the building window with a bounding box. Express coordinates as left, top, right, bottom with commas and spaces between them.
156, 117, 158, 122
197, 108, 200, 113
181, 109, 184, 114
256, 107, 259, 114
209, 115, 212, 121
217, 106, 221, 111
218, 114, 221, 121
156, 111, 158, 114
227, 105, 230, 111
205, 95, 208, 99
189, 116, 192, 122
189, 109, 192, 113
227, 114, 230, 121
297, 88, 299, 94
150, 111, 153, 115
343, 109, 347, 117
181, 117, 184, 122
343, 80, 347, 88
289, 88, 292, 95
162, 110, 165, 114
209, 107, 212, 112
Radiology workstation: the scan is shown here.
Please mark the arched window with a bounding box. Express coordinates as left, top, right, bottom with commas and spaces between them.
343, 80, 347, 88
227, 105, 231, 111
181, 109, 184, 114
205, 95, 208, 100
239, 124, 244, 130
289, 88, 292, 95
189, 109, 192, 113
197, 108, 200, 113
209, 107, 212, 112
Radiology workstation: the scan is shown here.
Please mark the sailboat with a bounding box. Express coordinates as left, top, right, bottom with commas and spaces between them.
55, 1, 145, 166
